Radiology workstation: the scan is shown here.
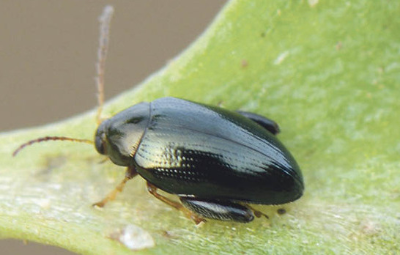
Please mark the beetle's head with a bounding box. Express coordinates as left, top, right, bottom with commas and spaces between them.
95, 102, 150, 166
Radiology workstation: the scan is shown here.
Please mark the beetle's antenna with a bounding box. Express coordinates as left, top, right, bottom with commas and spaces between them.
13, 136, 93, 157
96, 5, 114, 125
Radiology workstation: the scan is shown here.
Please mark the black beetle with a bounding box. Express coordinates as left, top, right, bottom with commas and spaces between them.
13, 7, 303, 224
92, 97, 304, 223
13, 97, 304, 224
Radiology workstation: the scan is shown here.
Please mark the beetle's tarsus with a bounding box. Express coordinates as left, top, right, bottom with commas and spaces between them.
193, 216, 207, 225
146, 182, 205, 224
92, 201, 105, 208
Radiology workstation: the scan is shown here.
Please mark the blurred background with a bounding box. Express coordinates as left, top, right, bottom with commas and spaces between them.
0, 0, 225, 254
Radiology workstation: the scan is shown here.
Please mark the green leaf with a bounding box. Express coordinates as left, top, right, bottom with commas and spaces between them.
1, 0, 399, 254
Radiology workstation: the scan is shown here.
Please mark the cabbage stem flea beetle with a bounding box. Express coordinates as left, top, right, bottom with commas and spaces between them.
13, 6, 304, 224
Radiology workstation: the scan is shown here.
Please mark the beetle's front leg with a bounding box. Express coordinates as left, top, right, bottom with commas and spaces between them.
93, 166, 138, 208
146, 182, 206, 225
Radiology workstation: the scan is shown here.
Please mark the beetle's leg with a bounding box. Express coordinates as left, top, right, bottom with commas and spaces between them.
180, 198, 255, 223
93, 166, 138, 208
146, 182, 206, 225
93, 176, 131, 208
236, 111, 280, 135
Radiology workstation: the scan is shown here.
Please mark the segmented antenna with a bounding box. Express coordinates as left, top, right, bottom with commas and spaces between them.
96, 5, 114, 125
12, 136, 93, 157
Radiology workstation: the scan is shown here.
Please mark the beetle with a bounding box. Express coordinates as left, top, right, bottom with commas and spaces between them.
92, 97, 304, 223
13, 97, 304, 224
12, 6, 303, 224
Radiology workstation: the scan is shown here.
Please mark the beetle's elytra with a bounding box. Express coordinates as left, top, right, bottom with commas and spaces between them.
93, 97, 304, 223
13, 6, 304, 224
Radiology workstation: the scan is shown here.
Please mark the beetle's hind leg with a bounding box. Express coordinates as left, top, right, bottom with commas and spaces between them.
146, 182, 206, 225
180, 198, 256, 223
93, 166, 137, 208
236, 111, 280, 135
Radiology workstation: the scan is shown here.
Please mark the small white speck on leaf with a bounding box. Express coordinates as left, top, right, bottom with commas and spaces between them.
308, 0, 319, 7
109, 224, 155, 251
273, 51, 289, 65
37, 198, 51, 209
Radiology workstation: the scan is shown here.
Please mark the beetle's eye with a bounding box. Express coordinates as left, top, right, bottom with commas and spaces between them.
127, 116, 144, 124
95, 133, 106, 155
